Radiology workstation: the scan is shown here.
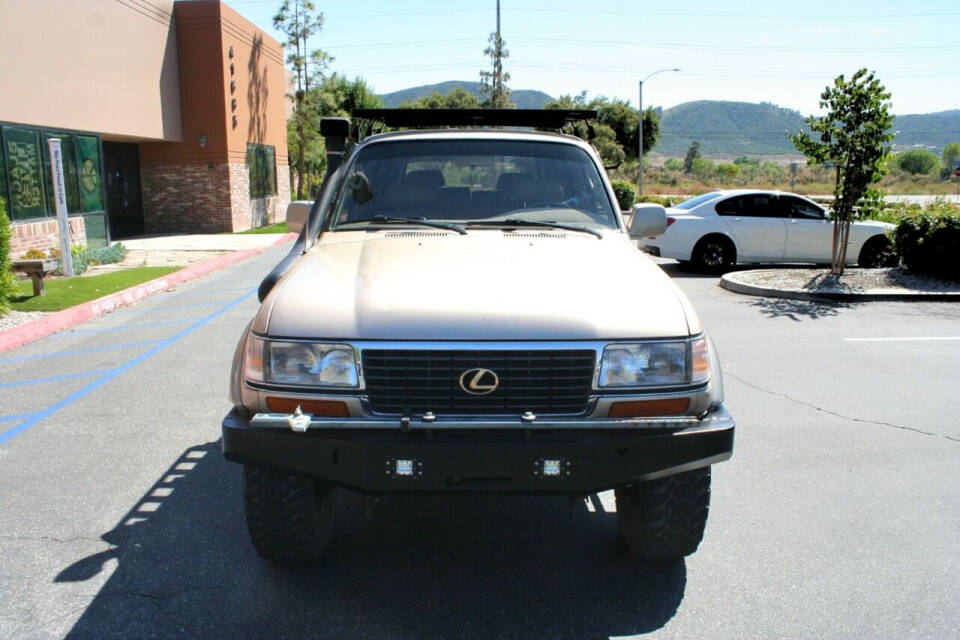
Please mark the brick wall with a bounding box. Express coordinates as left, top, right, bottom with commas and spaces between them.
275, 164, 291, 223
141, 161, 291, 234
8, 216, 87, 259
228, 162, 291, 232
141, 163, 234, 234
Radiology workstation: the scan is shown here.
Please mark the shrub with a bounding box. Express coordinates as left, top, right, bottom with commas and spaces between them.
716, 163, 740, 177
896, 149, 940, 175
636, 195, 688, 207
663, 158, 684, 171
893, 201, 960, 280
20, 248, 47, 259
52, 242, 126, 275
690, 157, 715, 179
0, 198, 16, 314
84, 243, 127, 266
611, 180, 636, 210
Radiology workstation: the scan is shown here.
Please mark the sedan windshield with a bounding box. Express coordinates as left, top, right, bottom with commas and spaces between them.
330, 139, 619, 230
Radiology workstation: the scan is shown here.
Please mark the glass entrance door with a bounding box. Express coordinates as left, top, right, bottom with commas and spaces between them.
103, 142, 144, 239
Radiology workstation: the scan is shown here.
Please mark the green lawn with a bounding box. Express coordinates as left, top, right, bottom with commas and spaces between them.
11, 267, 181, 312
236, 222, 289, 234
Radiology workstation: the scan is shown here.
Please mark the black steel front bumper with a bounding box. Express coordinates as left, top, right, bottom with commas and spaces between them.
221, 405, 734, 494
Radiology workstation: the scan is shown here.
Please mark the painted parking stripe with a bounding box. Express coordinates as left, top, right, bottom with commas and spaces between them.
0, 340, 165, 365
104, 302, 224, 316
0, 369, 116, 390
49, 318, 202, 337
171, 286, 260, 300
0, 288, 256, 445
844, 337, 960, 342
0, 412, 39, 424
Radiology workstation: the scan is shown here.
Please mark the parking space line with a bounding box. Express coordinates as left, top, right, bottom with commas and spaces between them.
171, 286, 259, 300
104, 302, 224, 316
0, 340, 164, 365
0, 412, 39, 423
0, 369, 116, 389
0, 288, 256, 445
844, 337, 960, 342
49, 318, 202, 337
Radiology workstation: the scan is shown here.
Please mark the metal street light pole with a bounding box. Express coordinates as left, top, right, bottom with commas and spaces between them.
638, 68, 680, 196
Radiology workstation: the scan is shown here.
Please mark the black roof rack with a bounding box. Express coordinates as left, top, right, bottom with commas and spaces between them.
351, 108, 598, 130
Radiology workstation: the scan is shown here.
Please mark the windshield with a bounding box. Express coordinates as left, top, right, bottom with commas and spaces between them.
673, 191, 722, 211
329, 139, 619, 230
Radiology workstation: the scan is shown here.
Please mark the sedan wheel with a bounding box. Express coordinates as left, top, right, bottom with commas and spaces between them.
858, 236, 897, 268
693, 236, 735, 273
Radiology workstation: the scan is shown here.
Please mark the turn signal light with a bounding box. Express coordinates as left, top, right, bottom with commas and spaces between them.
666, 216, 676, 227
608, 398, 690, 418
266, 397, 349, 417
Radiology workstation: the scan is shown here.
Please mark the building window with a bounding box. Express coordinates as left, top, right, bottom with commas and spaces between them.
247, 143, 276, 198
0, 124, 104, 221
3, 126, 47, 220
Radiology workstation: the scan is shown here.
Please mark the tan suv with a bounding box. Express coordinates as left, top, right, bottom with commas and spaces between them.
222, 110, 734, 562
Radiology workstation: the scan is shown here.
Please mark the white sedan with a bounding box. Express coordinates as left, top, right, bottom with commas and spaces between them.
642, 190, 895, 272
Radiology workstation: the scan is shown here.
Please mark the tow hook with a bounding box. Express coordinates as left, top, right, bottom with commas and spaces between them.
286, 406, 311, 433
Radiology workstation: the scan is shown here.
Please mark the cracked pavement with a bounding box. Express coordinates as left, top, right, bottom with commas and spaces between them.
0, 251, 958, 639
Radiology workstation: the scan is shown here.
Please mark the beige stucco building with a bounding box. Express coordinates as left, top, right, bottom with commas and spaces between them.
0, 0, 290, 257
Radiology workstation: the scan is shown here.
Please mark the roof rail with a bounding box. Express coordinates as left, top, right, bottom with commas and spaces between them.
351, 108, 598, 130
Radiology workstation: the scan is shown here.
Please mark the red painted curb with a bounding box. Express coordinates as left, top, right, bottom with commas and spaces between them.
0, 233, 295, 354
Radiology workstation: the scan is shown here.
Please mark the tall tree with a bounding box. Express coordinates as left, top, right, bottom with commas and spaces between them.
792, 69, 895, 274
544, 93, 660, 165
683, 141, 701, 173
274, 0, 326, 199
479, 0, 512, 108
941, 142, 960, 172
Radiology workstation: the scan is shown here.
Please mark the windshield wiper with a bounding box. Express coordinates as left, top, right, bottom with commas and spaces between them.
467, 218, 602, 239
346, 215, 467, 235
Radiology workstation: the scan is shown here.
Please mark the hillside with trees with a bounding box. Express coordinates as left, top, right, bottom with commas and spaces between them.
381, 81, 553, 109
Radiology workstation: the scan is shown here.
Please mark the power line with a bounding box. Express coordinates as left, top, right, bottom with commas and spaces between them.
230, 3, 959, 20
512, 36, 960, 53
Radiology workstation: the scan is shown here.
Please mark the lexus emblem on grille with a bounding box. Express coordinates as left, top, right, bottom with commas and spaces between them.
459, 368, 499, 395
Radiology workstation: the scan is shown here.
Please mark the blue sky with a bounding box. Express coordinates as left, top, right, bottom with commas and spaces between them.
227, 0, 959, 116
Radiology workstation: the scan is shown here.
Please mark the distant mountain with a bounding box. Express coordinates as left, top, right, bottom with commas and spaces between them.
657, 101, 809, 157
378, 86, 958, 156
380, 81, 554, 109
656, 100, 960, 157
891, 110, 960, 151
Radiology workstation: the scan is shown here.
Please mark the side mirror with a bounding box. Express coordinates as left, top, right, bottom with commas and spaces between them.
629, 203, 667, 239
285, 201, 311, 234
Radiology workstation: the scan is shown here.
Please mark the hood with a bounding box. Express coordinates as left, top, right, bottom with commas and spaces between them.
260, 230, 694, 340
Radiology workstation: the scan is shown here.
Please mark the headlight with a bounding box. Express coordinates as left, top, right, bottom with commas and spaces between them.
598, 337, 710, 388
244, 336, 358, 387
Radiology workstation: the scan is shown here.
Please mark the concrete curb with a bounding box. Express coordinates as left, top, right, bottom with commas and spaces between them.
720, 270, 960, 303
0, 233, 295, 353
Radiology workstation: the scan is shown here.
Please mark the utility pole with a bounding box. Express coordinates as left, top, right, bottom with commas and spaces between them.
495, 0, 501, 100
638, 68, 680, 195
480, 0, 510, 108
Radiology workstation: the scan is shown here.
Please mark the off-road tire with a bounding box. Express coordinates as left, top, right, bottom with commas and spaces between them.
243, 464, 335, 563
858, 235, 897, 268
692, 236, 735, 274
615, 467, 711, 559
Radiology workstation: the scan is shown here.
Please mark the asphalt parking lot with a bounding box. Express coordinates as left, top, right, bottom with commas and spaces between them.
1, 246, 958, 639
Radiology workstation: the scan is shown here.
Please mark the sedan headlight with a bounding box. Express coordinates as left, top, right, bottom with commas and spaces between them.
244, 336, 358, 387
599, 336, 710, 388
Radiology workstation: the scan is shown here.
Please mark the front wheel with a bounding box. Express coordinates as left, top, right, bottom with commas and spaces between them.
615, 467, 711, 559
243, 464, 336, 563
858, 236, 897, 268
692, 236, 735, 273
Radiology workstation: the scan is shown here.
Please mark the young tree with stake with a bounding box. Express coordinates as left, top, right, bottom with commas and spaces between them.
792, 69, 895, 275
